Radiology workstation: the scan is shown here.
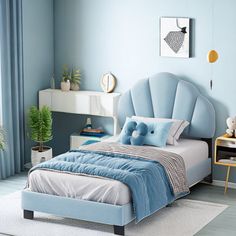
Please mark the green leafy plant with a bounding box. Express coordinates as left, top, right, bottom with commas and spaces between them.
61, 64, 70, 82
28, 106, 52, 152
70, 69, 81, 85
61, 64, 81, 85
0, 127, 6, 150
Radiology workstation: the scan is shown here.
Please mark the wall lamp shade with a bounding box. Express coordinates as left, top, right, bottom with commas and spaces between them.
207, 50, 219, 63
207, 49, 219, 90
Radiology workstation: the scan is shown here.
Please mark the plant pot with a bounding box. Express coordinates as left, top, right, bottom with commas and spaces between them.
31, 146, 52, 166
61, 81, 70, 91
70, 83, 80, 91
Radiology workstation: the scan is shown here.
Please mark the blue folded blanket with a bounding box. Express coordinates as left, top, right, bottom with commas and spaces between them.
30, 146, 183, 222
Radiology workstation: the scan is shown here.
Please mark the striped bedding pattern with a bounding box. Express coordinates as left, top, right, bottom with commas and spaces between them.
79, 142, 189, 196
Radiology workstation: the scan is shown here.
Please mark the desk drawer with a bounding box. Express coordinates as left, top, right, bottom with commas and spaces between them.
52, 92, 90, 114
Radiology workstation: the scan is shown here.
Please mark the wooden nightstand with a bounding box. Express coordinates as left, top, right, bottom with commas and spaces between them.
214, 134, 236, 193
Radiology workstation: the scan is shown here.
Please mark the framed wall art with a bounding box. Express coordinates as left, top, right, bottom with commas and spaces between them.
160, 17, 190, 58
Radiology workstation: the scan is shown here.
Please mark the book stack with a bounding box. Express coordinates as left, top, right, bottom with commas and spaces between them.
80, 128, 106, 137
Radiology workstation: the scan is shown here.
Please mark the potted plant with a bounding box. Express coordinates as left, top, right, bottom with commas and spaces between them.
61, 64, 70, 91
70, 69, 81, 91
0, 127, 6, 151
28, 106, 53, 166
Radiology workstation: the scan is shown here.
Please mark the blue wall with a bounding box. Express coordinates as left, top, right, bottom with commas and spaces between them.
20, 0, 236, 182
22, 0, 54, 163
53, 0, 236, 182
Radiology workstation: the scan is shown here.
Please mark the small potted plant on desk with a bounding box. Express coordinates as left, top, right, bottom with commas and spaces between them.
28, 106, 53, 166
70, 69, 81, 91
61, 64, 71, 91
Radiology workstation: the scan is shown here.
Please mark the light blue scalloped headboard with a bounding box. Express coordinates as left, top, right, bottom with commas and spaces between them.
118, 72, 215, 138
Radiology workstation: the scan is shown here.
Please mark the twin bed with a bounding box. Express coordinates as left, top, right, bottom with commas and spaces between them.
21, 72, 215, 235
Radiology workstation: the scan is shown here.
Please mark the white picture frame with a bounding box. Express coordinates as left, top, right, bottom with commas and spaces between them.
160, 17, 190, 58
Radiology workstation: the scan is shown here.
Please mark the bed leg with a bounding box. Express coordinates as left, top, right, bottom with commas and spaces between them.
204, 174, 213, 184
113, 225, 125, 235
23, 210, 34, 219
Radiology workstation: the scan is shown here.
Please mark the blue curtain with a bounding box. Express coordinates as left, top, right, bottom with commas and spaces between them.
0, 0, 25, 179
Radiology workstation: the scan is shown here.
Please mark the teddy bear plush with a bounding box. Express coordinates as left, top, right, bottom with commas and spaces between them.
226, 117, 236, 137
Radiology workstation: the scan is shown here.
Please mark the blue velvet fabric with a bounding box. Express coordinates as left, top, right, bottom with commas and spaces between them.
120, 120, 148, 146
31, 150, 175, 222
120, 117, 172, 147
22, 190, 134, 226
118, 72, 215, 138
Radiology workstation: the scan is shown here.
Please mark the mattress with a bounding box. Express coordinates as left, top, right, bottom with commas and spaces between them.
28, 138, 209, 205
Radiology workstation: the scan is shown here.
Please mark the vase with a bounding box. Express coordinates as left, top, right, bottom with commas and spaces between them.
50, 75, 55, 89
70, 83, 80, 91
61, 81, 70, 91
31, 146, 52, 166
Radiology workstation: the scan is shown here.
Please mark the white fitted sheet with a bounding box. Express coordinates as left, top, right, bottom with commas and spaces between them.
28, 138, 208, 205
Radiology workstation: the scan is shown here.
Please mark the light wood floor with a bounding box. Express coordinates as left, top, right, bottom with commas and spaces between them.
187, 183, 236, 235
0, 173, 27, 196
0, 173, 235, 235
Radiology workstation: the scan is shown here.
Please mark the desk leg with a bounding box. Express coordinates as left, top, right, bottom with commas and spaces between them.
224, 166, 231, 194
112, 117, 120, 135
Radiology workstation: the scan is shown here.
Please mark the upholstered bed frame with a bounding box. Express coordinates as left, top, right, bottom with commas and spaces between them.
21, 73, 215, 235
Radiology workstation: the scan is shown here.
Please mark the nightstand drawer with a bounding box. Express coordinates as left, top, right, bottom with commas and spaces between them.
215, 135, 236, 165
218, 139, 236, 148
70, 133, 110, 149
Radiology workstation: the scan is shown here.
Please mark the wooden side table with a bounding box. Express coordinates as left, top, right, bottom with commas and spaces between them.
214, 134, 236, 194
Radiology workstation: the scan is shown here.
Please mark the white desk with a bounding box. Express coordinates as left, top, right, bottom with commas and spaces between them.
39, 89, 120, 135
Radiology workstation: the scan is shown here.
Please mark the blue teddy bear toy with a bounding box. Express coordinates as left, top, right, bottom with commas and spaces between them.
121, 121, 148, 146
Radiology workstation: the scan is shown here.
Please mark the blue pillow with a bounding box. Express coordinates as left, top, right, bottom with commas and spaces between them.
120, 117, 172, 147
120, 121, 148, 146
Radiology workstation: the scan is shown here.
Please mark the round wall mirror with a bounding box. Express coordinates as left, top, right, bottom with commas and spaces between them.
100, 72, 116, 93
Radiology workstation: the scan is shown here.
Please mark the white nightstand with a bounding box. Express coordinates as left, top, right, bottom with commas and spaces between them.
70, 133, 110, 149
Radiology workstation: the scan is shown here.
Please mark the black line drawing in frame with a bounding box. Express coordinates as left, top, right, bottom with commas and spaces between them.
160, 17, 190, 58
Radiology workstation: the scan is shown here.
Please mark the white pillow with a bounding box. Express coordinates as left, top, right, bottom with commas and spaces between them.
132, 116, 189, 145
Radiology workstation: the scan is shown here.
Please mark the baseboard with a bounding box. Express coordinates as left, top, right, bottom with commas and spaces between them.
212, 180, 236, 190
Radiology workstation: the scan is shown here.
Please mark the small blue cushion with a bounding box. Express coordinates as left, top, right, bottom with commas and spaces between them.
120, 118, 172, 147
121, 121, 148, 146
